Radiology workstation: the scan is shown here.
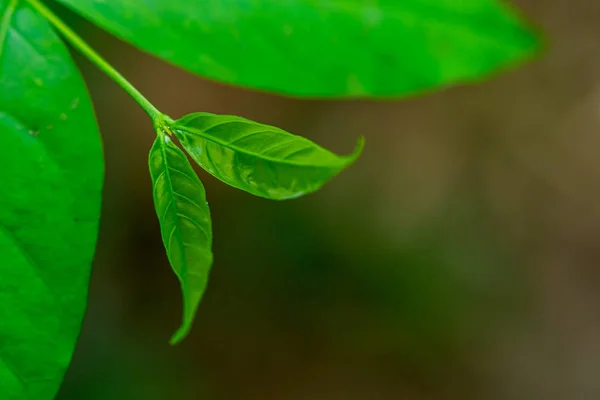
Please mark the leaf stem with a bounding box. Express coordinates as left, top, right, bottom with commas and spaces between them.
26, 0, 163, 121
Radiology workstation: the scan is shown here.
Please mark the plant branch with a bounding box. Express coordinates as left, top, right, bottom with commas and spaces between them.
27, 0, 164, 122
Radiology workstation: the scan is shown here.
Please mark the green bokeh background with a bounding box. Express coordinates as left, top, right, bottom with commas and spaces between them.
54, 1, 600, 399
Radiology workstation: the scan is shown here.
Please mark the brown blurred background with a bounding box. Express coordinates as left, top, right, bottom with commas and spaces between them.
54, 1, 600, 399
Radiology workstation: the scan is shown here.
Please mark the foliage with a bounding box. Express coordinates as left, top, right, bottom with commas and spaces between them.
0, 0, 540, 398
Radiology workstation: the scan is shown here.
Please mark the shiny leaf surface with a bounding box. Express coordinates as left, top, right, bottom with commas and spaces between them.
149, 134, 213, 344
56, 0, 540, 97
172, 112, 363, 200
0, 1, 104, 398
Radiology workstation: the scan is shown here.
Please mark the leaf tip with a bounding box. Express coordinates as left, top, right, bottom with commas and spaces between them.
348, 136, 365, 162
169, 325, 190, 346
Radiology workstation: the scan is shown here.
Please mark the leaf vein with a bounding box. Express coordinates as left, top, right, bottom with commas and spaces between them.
0, 0, 18, 70
168, 165, 198, 184
0, 356, 27, 388
159, 199, 173, 226
0, 224, 53, 296
175, 213, 210, 240
226, 129, 271, 145
174, 191, 204, 211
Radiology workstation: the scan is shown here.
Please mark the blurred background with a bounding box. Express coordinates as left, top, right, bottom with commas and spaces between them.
53, 1, 600, 399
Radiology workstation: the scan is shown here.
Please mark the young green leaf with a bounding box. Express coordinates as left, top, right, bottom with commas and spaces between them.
149, 133, 213, 345
56, 0, 540, 97
0, 1, 103, 399
172, 112, 363, 200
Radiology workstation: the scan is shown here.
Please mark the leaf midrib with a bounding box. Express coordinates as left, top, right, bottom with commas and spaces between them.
0, 0, 34, 374
0, 0, 18, 68
158, 138, 190, 280
174, 125, 353, 169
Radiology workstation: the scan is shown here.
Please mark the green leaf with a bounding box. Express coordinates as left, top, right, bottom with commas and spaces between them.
149, 134, 213, 345
56, 0, 539, 97
171, 112, 363, 200
0, 1, 103, 399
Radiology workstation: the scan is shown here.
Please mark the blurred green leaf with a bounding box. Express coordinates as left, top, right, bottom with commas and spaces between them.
0, 0, 103, 398
172, 112, 363, 200
56, 0, 540, 97
148, 134, 213, 344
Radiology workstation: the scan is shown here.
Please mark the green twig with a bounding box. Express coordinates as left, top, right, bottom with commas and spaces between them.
27, 0, 164, 122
